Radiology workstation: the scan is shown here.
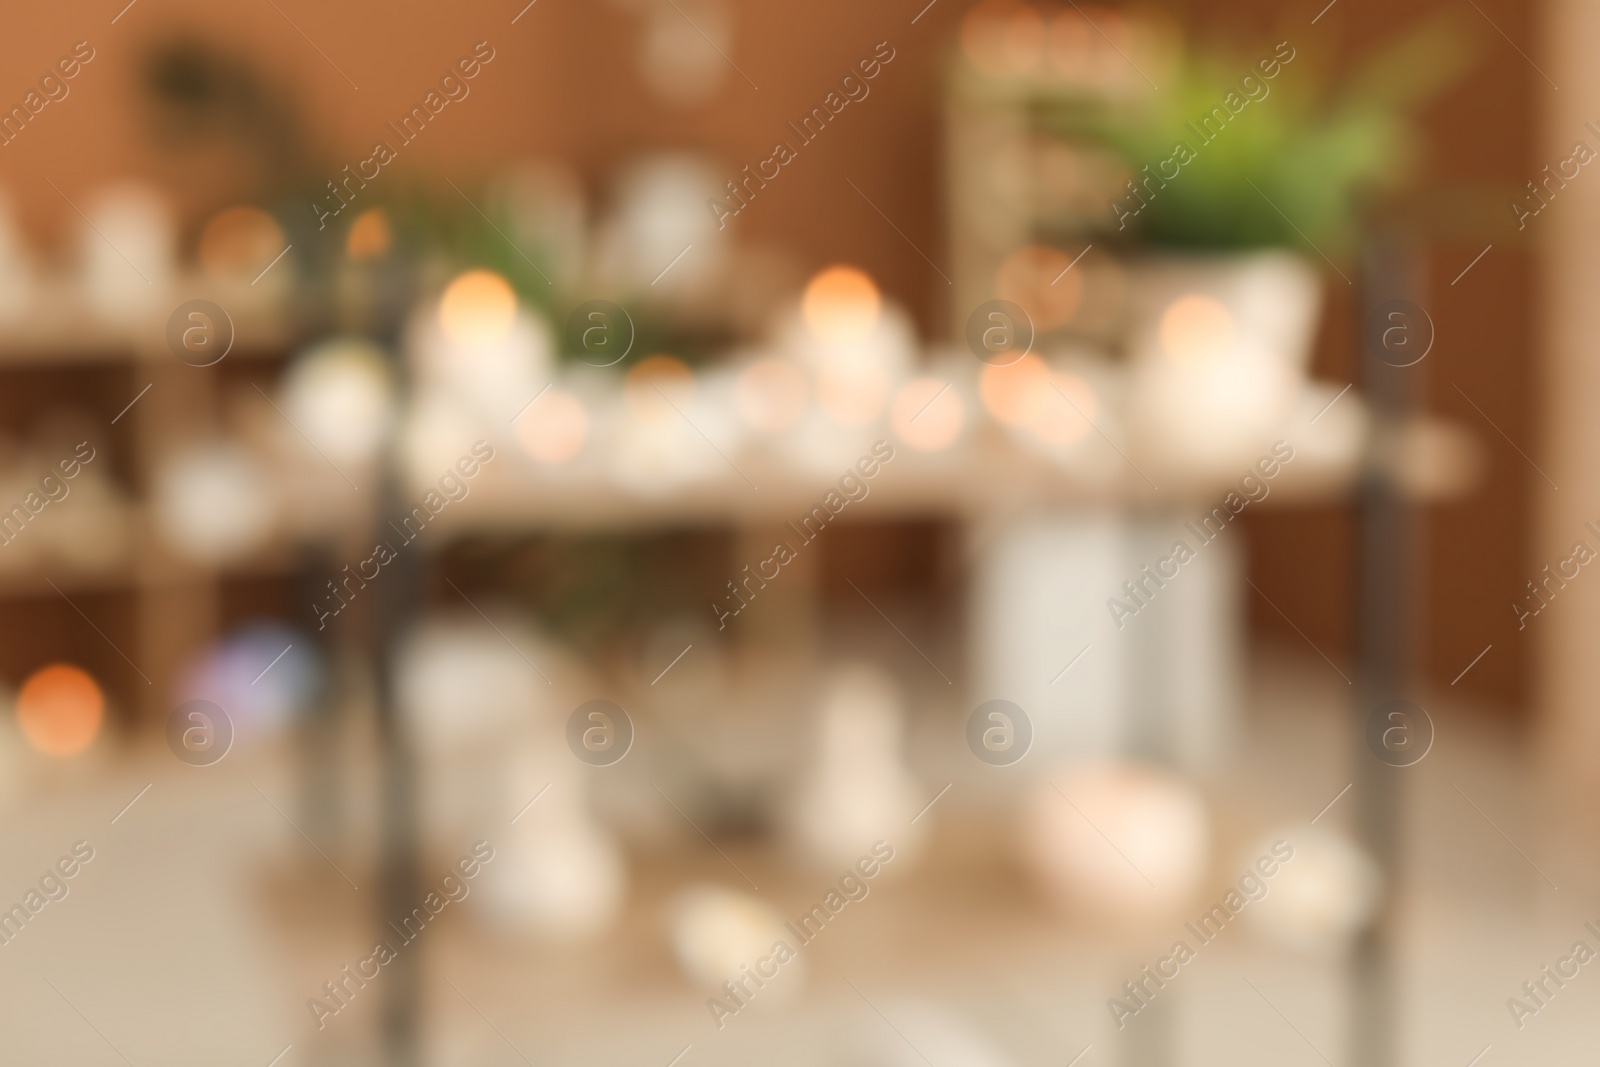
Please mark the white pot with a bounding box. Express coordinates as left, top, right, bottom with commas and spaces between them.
1126, 251, 1323, 479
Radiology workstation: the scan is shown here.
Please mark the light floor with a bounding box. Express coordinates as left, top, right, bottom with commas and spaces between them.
0, 645, 1590, 1067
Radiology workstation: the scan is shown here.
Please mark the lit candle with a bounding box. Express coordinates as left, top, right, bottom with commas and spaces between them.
784, 266, 914, 429
414, 270, 552, 428
17, 664, 103, 757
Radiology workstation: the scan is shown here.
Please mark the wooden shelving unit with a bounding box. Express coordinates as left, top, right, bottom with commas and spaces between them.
0, 276, 298, 726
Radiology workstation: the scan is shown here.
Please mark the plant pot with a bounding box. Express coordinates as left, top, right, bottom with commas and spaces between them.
1125, 250, 1324, 480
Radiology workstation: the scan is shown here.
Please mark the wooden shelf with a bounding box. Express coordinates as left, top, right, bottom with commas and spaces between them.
433, 431, 1360, 537
0, 275, 295, 366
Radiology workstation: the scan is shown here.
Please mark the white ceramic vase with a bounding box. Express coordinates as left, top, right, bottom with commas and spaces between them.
1127, 250, 1323, 480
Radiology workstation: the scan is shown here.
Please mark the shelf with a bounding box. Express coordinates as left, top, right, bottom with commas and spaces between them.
0, 275, 296, 366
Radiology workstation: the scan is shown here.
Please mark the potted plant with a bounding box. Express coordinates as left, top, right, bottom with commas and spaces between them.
1041, 16, 1475, 473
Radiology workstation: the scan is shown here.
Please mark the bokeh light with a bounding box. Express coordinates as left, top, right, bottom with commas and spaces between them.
735, 356, 809, 433
801, 265, 881, 341
624, 354, 695, 420
996, 244, 1085, 331
1246, 827, 1383, 952
816, 361, 891, 427
177, 623, 322, 739
891, 377, 965, 451
345, 208, 393, 261
979, 352, 1052, 426
998, 4, 1046, 76
154, 442, 277, 563
197, 206, 286, 279
962, 1, 1046, 79
1159, 294, 1235, 363
671, 885, 799, 992
1023, 762, 1209, 919
1045, 6, 1133, 86
439, 269, 518, 345
17, 663, 104, 757
517, 388, 589, 464
1044, 9, 1092, 79
1031, 370, 1097, 445
281, 339, 396, 464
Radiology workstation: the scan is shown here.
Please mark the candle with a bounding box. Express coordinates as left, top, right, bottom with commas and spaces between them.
787, 663, 927, 870
1022, 762, 1210, 920
79, 183, 173, 322
1244, 826, 1381, 952
153, 442, 276, 563
282, 339, 395, 466
17, 664, 103, 757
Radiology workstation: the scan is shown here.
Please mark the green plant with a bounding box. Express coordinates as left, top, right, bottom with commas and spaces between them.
1043, 15, 1476, 252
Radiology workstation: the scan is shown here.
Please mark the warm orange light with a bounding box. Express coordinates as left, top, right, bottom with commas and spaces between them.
980, 353, 1052, 426
1045, 9, 1092, 79
891, 377, 964, 452
801, 266, 881, 342
1159, 295, 1235, 363
439, 269, 517, 345
1000, 4, 1046, 75
997, 245, 1085, 331
961, 1, 1021, 78
1047, 6, 1130, 86
624, 354, 696, 420
516, 389, 588, 464
735, 357, 808, 433
17, 664, 104, 757
346, 208, 392, 261
197, 207, 286, 279
1032, 371, 1098, 445
816, 362, 891, 426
